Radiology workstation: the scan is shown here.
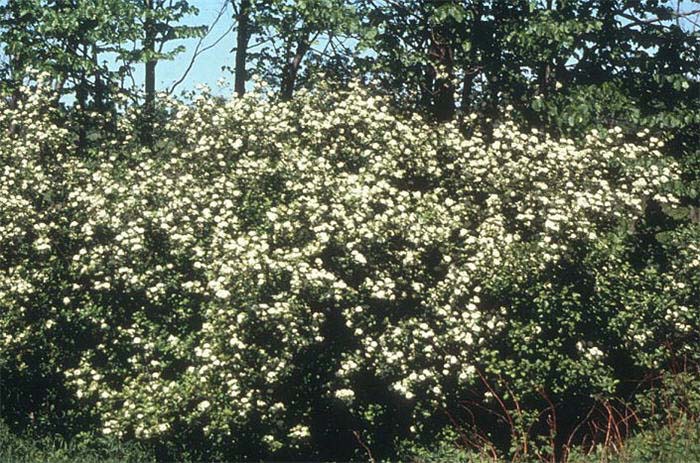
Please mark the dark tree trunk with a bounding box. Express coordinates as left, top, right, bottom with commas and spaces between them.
538, 0, 556, 96
145, 59, 156, 105
538, 61, 552, 96
461, 6, 482, 114
420, 66, 436, 110
93, 46, 105, 112
93, 46, 117, 131
143, 0, 156, 146
234, 0, 251, 97
280, 38, 309, 100
460, 70, 475, 113
76, 69, 88, 152
430, 34, 455, 121
433, 77, 455, 121
429, 0, 456, 121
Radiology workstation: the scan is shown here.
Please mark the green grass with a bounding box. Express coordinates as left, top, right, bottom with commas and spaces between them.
4, 420, 700, 462
4, 419, 700, 463
568, 418, 700, 463
0, 422, 156, 463
3, 399, 700, 462
401, 416, 700, 463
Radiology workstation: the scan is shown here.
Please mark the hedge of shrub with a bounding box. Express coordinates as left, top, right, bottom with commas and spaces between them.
1, 81, 698, 460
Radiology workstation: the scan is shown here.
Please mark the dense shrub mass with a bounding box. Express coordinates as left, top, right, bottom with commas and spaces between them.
1, 82, 698, 460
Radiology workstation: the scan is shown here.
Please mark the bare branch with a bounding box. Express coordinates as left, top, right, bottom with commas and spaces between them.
352, 430, 376, 463
620, 8, 700, 28
167, 0, 232, 95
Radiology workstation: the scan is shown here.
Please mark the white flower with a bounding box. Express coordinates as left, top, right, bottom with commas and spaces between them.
288, 424, 311, 440
352, 250, 367, 265
215, 289, 231, 299
334, 388, 355, 402
197, 400, 211, 411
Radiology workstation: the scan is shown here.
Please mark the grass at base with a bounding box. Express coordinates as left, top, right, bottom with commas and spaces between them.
2, 416, 699, 462
568, 418, 700, 463
403, 419, 700, 463
0, 422, 156, 463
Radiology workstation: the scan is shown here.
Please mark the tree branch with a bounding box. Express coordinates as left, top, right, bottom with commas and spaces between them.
619, 8, 700, 28
167, 0, 232, 95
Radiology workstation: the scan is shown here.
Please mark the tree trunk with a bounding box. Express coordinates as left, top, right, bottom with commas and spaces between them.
461, 6, 481, 114
421, 66, 436, 109
538, 0, 555, 96
93, 45, 105, 112
143, 0, 156, 146
538, 62, 552, 96
429, 0, 456, 121
145, 60, 155, 106
76, 69, 88, 152
430, 34, 455, 121
460, 70, 475, 113
145, 5, 156, 106
234, 0, 251, 97
280, 37, 309, 100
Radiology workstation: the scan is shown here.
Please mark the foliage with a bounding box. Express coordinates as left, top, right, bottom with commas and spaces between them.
0, 0, 698, 460
0, 0, 204, 111
0, 420, 156, 463
398, 428, 494, 462
1, 79, 696, 460
252, 0, 362, 98
401, 366, 700, 462
134, 0, 205, 66
571, 421, 700, 463
0, 0, 140, 95
356, 0, 700, 123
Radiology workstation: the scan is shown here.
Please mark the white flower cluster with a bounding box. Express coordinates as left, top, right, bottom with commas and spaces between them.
0, 82, 686, 451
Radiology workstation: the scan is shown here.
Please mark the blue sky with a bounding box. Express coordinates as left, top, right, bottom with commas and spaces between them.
146, 0, 238, 97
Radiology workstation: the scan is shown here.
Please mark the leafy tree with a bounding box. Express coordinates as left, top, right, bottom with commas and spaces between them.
0, 0, 140, 106
250, 0, 361, 99
133, 0, 205, 145
356, 0, 496, 119
0, 0, 205, 147
0, 0, 147, 150
357, 0, 699, 127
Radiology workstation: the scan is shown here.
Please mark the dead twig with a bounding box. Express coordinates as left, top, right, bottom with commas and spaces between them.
353, 430, 376, 463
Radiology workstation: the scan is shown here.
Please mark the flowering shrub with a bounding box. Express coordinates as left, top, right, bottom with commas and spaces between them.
0, 81, 696, 459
